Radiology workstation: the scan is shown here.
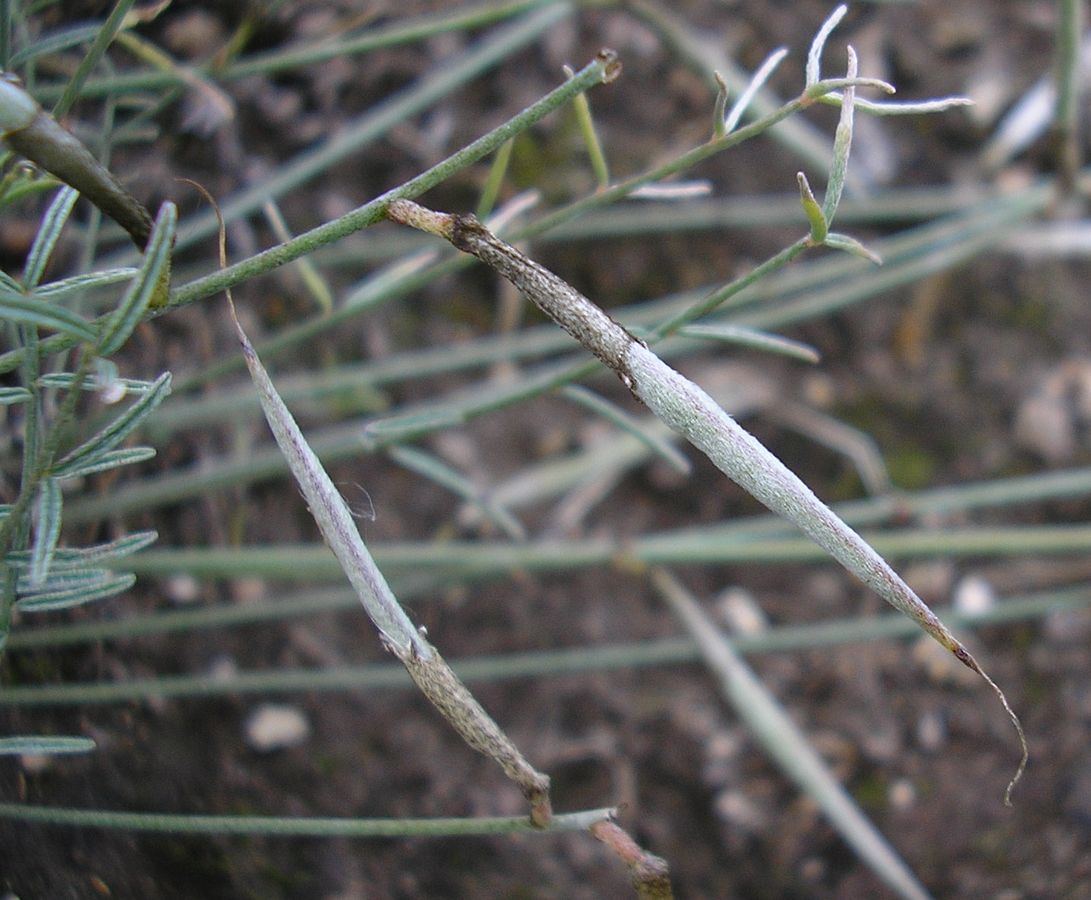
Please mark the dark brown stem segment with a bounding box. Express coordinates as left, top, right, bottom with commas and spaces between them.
6, 111, 153, 250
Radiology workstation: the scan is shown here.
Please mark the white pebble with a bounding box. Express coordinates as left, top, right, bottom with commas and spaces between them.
716, 587, 768, 636
888, 778, 917, 811
245, 704, 310, 752
164, 574, 200, 605
953, 574, 996, 616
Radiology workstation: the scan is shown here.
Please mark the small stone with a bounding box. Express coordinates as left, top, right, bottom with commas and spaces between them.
1014, 386, 1074, 463
162, 10, 224, 59
208, 655, 238, 683
888, 778, 917, 811
164, 574, 200, 605
19, 753, 51, 774
953, 574, 996, 616
916, 708, 947, 752
715, 587, 768, 636
714, 790, 768, 834
245, 704, 310, 752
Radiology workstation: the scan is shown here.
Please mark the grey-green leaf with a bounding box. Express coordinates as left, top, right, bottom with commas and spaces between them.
5, 530, 157, 571
0, 292, 97, 341
0, 736, 96, 756
16, 571, 135, 612
29, 476, 62, 587
0, 387, 32, 405
22, 186, 79, 289
51, 446, 156, 480
97, 202, 176, 356
32, 266, 139, 301
51, 372, 171, 477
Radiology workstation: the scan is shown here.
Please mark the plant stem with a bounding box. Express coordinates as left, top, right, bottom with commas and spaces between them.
0, 802, 613, 837
1053, 0, 1083, 192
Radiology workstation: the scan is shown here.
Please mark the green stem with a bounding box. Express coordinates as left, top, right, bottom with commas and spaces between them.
0, 802, 613, 837
1053, 0, 1083, 192
50, 0, 138, 119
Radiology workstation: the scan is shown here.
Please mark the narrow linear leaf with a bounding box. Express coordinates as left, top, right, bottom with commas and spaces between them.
362, 407, 467, 443
561, 384, 690, 475
676, 323, 820, 363
724, 47, 788, 134
0, 270, 22, 291
261, 199, 333, 314
806, 5, 848, 87
8, 22, 107, 67
5, 530, 157, 571
17, 572, 135, 612
824, 232, 882, 264
18, 567, 115, 592
824, 94, 972, 116
21, 185, 79, 288
564, 64, 609, 188
51, 446, 156, 480
0, 293, 96, 341
38, 373, 160, 394
29, 476, 62, 587
97, 202, 176, 356
822, 46, 857, 225
51, 371, 171, 477
476, 138, 515, 219
0, 736, 96, 756
0, 387, 32, 405
387, 444, 526, 541
797, 171, 827, 241
0, 803, 612, 837
32, 266, 138, 300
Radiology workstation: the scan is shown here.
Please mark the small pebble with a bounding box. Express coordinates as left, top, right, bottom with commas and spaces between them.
714, 790, 767, 834
916, 708, 947, 753
208, 655, 238, 683
888, 778, 917, 811
164, 574, 200, 605
953, 574, 996, 617
716, 587, 768, 636
19, 753, 51, 774
245, 704, 310, 752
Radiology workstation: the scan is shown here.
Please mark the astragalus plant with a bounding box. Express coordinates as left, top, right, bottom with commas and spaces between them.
3, 2, 1071, 897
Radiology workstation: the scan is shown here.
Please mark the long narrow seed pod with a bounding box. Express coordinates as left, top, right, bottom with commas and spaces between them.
0, 73, 152, 249
387, 198, 1027, 804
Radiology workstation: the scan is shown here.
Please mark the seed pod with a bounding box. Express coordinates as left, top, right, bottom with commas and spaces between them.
0, 72, 153, 250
